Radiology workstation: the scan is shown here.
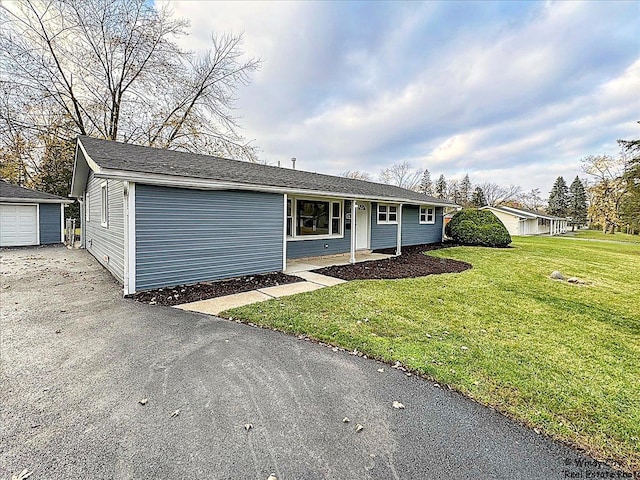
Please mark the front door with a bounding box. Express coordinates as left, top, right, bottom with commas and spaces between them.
355, 202, 369, 250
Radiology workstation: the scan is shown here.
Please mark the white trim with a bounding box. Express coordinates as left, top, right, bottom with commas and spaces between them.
377, 203, 399, 224
419, 206, 436, 224
350, 200, 357, 264
123, 182, 136, 295
87, 167, 456, 208
396, 204, 403, 256
79, 197, 85, 248
290, 197, 345, 240
0, 197, 72, 204
282, 194, 287, 271
100, 181, 109, 228
36, 203, 40, 245
60, 204, 65, 242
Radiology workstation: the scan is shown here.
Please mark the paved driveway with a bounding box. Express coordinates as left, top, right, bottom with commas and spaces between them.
0, 246, 613, 479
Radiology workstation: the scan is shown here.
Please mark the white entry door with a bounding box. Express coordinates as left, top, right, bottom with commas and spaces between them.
355, 202, 369, 250
0, 204, 38, 246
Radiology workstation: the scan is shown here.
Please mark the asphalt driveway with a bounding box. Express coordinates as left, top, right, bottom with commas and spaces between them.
0, 246, 615, 479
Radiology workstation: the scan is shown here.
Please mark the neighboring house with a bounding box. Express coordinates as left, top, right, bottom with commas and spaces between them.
70, 136, 457, 295
481, 205, 568, 236
0, 180, 73, 247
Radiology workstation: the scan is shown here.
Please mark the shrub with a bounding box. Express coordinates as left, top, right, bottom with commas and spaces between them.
445, 209, 512, 247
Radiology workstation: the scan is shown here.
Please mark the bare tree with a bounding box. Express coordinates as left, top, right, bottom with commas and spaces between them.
476, 182, 521, 206
341, 170, 372, 181
0, 0, 260, 160
518, 188, 545, 211
379, 161, 422, 190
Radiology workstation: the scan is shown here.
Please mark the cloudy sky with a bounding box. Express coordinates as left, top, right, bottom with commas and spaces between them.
157, 0, 639, 193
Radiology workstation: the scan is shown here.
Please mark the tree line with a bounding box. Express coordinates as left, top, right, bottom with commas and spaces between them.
0, 0, 260, 219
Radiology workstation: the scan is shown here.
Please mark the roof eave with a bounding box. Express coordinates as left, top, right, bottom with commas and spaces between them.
0, 196, 74, 204
92, 166, 458, 207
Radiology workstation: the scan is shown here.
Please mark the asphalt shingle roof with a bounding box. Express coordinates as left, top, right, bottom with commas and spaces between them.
0, 180, 70, 202
79, 136, 456, 206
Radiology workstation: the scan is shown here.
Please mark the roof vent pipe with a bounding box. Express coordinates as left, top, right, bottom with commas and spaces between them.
277, 160, 281, 168
291, 157, 296, 169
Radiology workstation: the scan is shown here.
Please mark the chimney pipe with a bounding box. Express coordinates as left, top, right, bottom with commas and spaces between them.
291, 157, 296, 169
277, 160, 281, 168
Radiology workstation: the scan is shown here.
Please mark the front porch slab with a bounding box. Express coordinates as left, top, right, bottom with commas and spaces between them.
285, 251, 393, 273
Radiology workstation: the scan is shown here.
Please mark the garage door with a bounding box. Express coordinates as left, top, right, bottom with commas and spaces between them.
0, 204, 38, 247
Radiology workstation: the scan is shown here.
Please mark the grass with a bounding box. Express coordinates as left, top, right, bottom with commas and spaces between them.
571, 230, 640, 243
225, 237, 640, 471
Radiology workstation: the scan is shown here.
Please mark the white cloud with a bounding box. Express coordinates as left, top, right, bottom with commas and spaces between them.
157, 0, 639, 192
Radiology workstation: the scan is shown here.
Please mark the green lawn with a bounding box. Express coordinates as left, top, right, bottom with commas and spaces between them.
225, 237, 640, 471
571, 230, 640, 243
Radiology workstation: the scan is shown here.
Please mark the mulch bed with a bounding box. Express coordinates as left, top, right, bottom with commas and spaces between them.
312, 243, 472, 280
130, 272, 303, 306
132, 243, 471, 306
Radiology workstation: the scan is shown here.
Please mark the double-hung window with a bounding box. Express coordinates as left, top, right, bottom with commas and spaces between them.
100, 182, 109, 227
286, 199, 293, 237
294, 199, 342, 237
377, 203, 398, 224
419, 206, 435, 224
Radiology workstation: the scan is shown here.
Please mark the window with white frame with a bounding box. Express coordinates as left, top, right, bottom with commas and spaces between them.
377, 203, 398, 224
100, 182, 109, 227
286, 199, 292, 237
293, 198, 343, 237
420, 206, 435, 224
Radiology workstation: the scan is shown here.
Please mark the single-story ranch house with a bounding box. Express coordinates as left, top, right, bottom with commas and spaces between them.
481, 205, 568, 236
70, 136, 456, 295
0, 180, 73, 247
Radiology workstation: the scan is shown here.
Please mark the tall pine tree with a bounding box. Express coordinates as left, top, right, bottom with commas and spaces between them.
435, 174, 447, 199
548, 176, 569, 217
419, 169, 433, 195
567, 176, 587, 231
471, 186, 487, 207
459, 174, 472, 206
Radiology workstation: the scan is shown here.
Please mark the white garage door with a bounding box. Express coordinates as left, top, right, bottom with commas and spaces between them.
0, 204, 38, 247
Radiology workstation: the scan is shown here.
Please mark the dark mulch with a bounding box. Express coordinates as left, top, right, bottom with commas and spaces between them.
312, 243, 472, 281
130, 272, 303, 306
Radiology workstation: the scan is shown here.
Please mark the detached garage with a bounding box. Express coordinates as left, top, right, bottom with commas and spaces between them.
0, 180, 73, 247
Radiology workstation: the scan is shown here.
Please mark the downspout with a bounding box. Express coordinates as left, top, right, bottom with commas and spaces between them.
396, 204, 403, 256
350, 200, 357, 264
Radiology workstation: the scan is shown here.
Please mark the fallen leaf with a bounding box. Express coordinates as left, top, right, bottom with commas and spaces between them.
267, 475, 278, 480
461, 346, 469, 351
433, 383, 441, 388
355, 424, 364, 432
342, 417, 350, 423
12, 470, 33, 480
392, 401, 405, 409
170, 409, 180, 417
139, 398, 148, 406
55, 329, 62, 334
377, 368, 384, 373
244, 423, 253, 431
425, 334, 432, 338
405, 373, 412, 377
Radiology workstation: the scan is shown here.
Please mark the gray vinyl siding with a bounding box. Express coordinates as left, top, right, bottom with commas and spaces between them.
135, 185, 283, 291
85, 173, 125, 283
401, 206, 443, 246
370, 202, 398, 250
39, 203, 62, 244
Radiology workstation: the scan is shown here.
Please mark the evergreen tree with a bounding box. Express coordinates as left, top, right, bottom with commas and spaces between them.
567, 176, 587, 231
548, 176, 569, 217
459, 174, 472, 206
419, 169, 433, 195
471, 186, 487, 207
435, 174, 447, 199
448, 179, 460, 203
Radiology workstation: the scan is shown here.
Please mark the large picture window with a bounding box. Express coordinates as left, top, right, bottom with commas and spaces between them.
420, 206, 435, 224
377, 203, 398, 224
294, 199, 342, 237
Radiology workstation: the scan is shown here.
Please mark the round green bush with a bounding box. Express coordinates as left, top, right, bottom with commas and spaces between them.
445, 209, 512, 247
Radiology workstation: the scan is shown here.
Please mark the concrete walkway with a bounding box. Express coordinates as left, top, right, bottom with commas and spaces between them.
175, 252, 391, 315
